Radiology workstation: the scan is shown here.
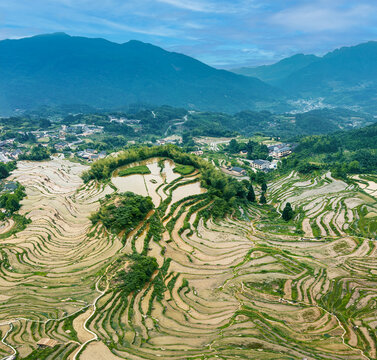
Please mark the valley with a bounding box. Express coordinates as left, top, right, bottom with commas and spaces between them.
1, 4, 377, 360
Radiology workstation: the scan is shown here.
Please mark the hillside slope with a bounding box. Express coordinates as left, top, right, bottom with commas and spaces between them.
0, 33, 283, 114
280, 42, 377, 98
232, 54, 319, 85
232, 42, 377, 113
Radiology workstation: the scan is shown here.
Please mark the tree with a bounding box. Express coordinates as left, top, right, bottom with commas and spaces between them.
260, 192, 266, 204
255, 171, 266, 185
247, 183, 255, 202
0, 163, 10, 179
282, 202, 294, 221
261, 182, 267, 192
39, 118, 51, 128
348, 160, 360, 173
246, 140, 254, 153
19, 145, 50, 161
5, 195, 20, 213
228, 139, 239, 153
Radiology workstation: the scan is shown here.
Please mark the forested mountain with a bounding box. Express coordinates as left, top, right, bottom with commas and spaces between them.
284, 121, 377, 176
0, 33, 284, 115
183, 107, 374, 138
232, 54, 319, 85
280, 42, 377, 106
232, 42, 377, 113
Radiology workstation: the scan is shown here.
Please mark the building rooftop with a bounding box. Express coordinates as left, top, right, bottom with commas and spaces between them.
37, 338, 58, 348
253, 159, 269, 165
278, 147, 291, 152
231, 166, 245, 173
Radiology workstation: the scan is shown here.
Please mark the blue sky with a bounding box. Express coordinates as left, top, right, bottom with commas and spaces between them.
0, 0, 376, 67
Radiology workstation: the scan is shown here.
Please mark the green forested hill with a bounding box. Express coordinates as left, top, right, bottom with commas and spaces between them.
0, 33, 283, 115
284, 121, 377, 175
232, 42, 377, 113
231, 54, 319, 85
280, 42, 377, 98
184, 107, 374, 137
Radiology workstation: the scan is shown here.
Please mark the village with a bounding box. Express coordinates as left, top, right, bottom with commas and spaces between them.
223, 142, 292, 176
187, 136, 294, 177
0, 122, 106, 163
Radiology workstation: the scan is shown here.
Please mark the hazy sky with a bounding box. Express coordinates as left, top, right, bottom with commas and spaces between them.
0, 0, 376, 67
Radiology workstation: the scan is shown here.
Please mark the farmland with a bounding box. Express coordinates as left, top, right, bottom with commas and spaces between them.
0, 154, 377, 359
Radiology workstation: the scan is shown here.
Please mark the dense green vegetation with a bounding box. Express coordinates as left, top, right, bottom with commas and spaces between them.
0, 183, 31, 239
235, 42, 377, 114
184, 107, 374, 138
228, 138, 270, 159
0, 33, 281, 115
281, 122, 377, 176
0, 115, 52, 134
0, 162, 16, 179
82, 145, 197, 182
90, 192, 154, 235
282, 202, 294, 221
173, 164, 195, 175
63, 105, 187, 138
0, 183, 27, 215
84, 145, 258, 218
115, 254, 158, 296
232, 53, 319, 84
118, 165, 151, 176
19, 145, 50, 161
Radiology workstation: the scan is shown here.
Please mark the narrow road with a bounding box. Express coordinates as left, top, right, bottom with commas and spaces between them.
72, 278, 108, 360
0, 272, 110, 360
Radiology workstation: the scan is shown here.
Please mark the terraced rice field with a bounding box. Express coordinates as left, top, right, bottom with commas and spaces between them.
1, 159, 377, 359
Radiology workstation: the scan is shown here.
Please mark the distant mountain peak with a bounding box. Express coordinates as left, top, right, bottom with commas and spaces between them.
231, 53, 319, 85
0, 33, 283, 115
36, 32, 71, 38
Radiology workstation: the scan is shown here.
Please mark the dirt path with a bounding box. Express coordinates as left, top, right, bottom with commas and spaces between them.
71, 278, 108, 360
72, 309, 94, 343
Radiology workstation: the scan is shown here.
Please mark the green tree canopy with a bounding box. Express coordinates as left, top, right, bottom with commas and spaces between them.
282, 202, 294, 221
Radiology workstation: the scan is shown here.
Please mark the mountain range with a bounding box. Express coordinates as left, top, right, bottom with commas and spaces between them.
1, 33, 377, 116
0, 33, 283, 115
232, 41, 377, 113
232, 54, 320, 85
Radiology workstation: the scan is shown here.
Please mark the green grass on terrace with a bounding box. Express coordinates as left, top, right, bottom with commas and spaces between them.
173, 164, 195, 175
118, 165, 151, 176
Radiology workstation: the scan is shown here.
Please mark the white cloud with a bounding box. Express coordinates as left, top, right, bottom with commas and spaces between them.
97, 18, 178, 37
155, 0, 252, 14
156, 0, 213, 12
270, 1, 375, 32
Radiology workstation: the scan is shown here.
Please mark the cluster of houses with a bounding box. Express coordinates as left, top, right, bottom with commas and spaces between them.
31, 124, 103, 144
0, 139, 23, 163
61, 124, 103, 137
76, 149, 107, 161
248, 159, 279, 171
32, 129, 60, 141
109, 115, 141, 125
224, 158, 280, 177
237, 143, 292, 173
54, 142, 74, 151
156, 135, 182, 146
268, 143, 292, 158
226, 166, 247, 176
0, 181, 18, 193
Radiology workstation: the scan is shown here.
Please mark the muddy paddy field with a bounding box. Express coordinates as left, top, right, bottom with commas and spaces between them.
1, 157, 377, 360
